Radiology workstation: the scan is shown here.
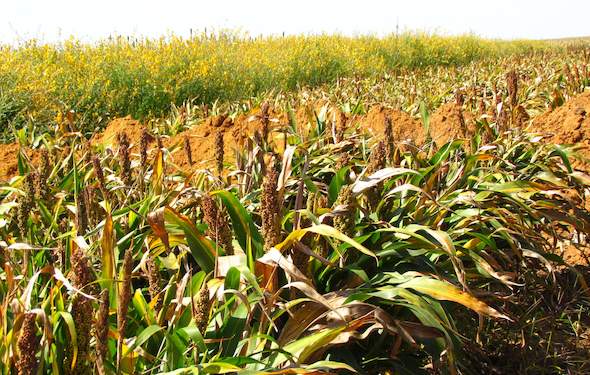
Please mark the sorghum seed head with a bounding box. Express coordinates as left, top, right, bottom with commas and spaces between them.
261, 160, 281, 251
16, 198, 28, 239
507, 70, 518, 107
145, 257, 163, 313
335, 111, 347, 143
335, 152, 351, 172
17, 312, 39, 375
260, 102, 270, 143
117, 132, 131, 185
92, 155, 107, 195
23, 173, 35, 207
82, 185, 99, 229
183, 135, 193, 166
454, 90, 465, 106
333, 185, 356, 239
478, 98, 486, 115
68, 294, 93, 374
367, 141, 387, 175
140, 128, 152, 167
76, 188, 89, 234
215, 132, 224, 176
117, 247, 133, 338
95, 289, 109, 375
70, 249, 96, 293
39, 148, 50, 180
365, 142, 386, 211
194, 284, 211, 334
201, 195, 234, 255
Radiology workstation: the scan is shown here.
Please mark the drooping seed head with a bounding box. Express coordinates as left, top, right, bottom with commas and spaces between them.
194, 284, 211, 334
17, 312, 39, 375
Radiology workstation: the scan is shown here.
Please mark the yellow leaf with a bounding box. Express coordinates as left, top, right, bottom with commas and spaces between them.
399, 277, 511, 320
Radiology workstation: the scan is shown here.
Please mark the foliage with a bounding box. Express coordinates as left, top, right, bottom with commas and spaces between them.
0, 40, 589, 374
0, 31, 576, 138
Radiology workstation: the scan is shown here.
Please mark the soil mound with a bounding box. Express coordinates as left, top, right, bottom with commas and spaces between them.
166, 109, 288, 173
0, 144, 40, 183
531, 91, 590, 170
91, 116, 148, 151
0, 143, 22, 182
362, 106, 425, 144
429, 103, 476, 146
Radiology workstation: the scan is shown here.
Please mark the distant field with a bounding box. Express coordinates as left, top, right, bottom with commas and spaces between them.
544, 36, 590, 42
0, 32, 566, 135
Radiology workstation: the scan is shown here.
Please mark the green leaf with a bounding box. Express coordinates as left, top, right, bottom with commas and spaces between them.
212, 190, 264, 268
123, 324, 163, 356
328, 166, 350, 205
163, 206, 216, 272
56, 311, 78, 372
273, 326, 346, 366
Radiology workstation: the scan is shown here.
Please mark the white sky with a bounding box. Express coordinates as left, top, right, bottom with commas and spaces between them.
1, 0, 589, 43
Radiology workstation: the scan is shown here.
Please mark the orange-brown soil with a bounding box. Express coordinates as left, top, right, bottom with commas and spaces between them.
0, 143, 22, 182
560, 243, 590, 267
531, 91, 590, 170
429, 102, 476, 146
90, 115, 149, 151
0, 144, 41, 183
362, 106, 425, 144
165, 109, 290, 173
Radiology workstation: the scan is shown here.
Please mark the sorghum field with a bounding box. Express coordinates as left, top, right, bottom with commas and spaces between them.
1, 34, 590, 375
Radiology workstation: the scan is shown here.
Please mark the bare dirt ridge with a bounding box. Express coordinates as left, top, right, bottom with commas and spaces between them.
5, 94, 590, 181
90, 116, 148, 151
530, 91, 590, 170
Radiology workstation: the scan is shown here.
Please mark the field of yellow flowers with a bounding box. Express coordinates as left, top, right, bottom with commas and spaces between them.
0, 32, 556, 138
